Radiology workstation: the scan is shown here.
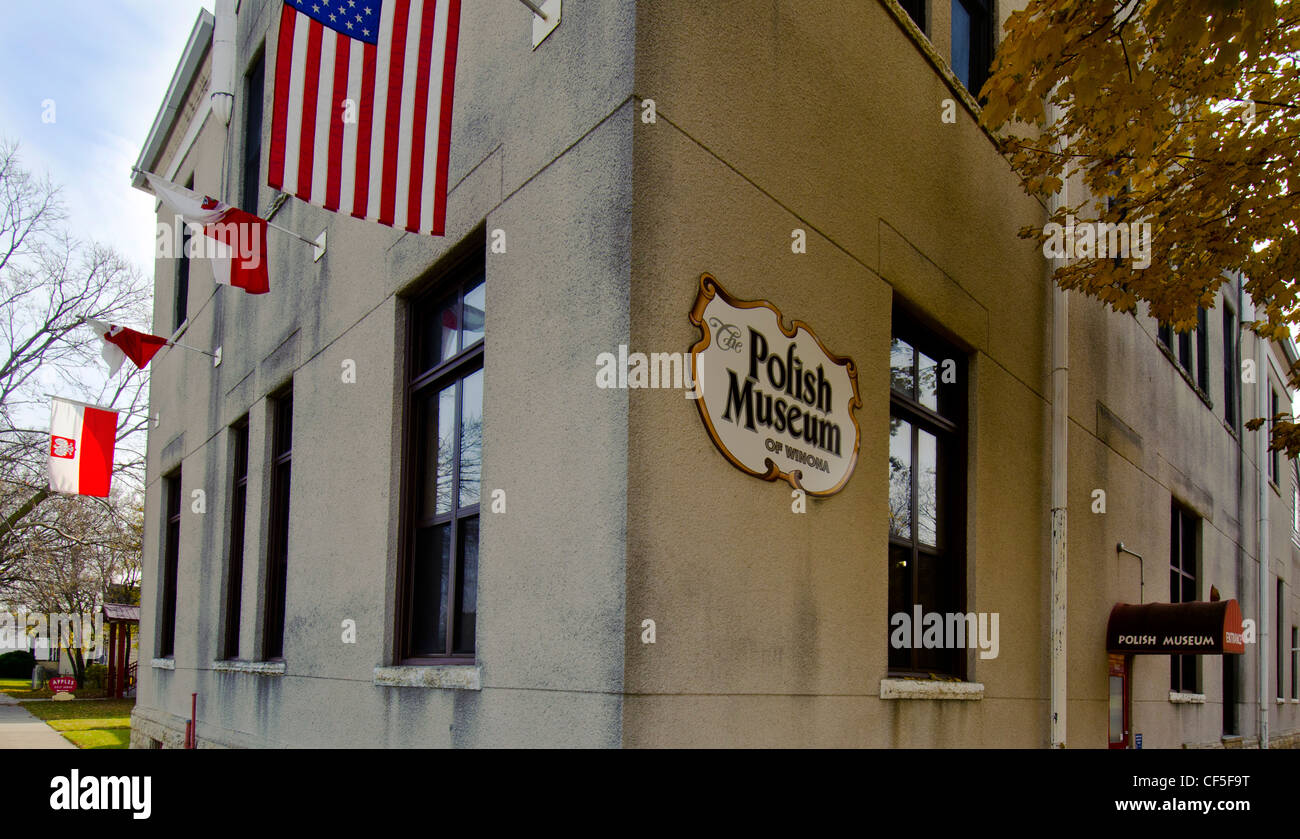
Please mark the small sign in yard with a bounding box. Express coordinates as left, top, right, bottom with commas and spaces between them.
48, 676, 77, 693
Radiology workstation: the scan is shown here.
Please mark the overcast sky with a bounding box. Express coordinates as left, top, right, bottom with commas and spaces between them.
0, 1, 214, 274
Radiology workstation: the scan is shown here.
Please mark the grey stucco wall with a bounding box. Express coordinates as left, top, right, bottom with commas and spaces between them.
136, 0, 634, 747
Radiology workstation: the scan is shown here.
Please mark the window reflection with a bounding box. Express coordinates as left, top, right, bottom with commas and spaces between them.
889, 418, 912, 540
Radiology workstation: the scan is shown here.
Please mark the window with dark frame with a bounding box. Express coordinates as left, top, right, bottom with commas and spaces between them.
242, 52, 265, 214
262, 391, 292, 661
1291, 625, 1297, 700
1223, 306, 1238, 429
1269, 389, 1280, 485
173, 176, 193, 332
398, 253, 485, 664
1170, 501, 1198, 693
1195, 308, 1209, 391
888, 309, 967, 678
159, 471, 182, 658
1158, 310, 1209, 393
1276, 580, 1284, 700
1293, 464, 1299, 535
950, 0, 994, 98
898, 0, 925, 32
222, 418, 250, 660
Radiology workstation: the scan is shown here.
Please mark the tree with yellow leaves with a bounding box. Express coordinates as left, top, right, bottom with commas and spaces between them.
979, 0, 1300, 452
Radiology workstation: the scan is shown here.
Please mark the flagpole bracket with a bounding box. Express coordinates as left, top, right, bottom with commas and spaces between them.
313, 230, 327, 262
528, 0, 560, 49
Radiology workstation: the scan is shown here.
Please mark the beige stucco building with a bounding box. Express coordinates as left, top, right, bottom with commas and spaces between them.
129, 0, 1300, 748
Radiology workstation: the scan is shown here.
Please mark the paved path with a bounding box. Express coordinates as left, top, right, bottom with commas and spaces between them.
0, 693, 76, 749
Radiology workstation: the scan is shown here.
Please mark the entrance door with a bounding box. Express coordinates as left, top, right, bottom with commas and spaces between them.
1222, 652, 1238, 735
1108, 653, 1131, 749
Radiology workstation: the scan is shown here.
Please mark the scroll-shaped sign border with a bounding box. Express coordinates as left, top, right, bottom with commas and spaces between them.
688, 273, 862, 496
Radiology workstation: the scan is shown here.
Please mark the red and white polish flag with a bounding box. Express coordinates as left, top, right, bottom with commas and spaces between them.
48, 397, 118, 498
87, 319, 169, 375
145, 173, 271, 294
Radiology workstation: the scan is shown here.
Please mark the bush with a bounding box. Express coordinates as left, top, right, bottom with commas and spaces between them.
83, 662, 108, 690
0, 650, 36, 678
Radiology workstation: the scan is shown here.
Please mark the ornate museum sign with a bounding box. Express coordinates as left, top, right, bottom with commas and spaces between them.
689, 273, 861, 496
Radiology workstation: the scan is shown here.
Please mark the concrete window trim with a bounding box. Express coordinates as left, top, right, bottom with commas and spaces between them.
1153, 336, 1215, 411
151, 657, 176, 670
879, 678, 984, 700
1168, 690, 1206, 704
212, 660, 286, 675
373, 665, 482, 691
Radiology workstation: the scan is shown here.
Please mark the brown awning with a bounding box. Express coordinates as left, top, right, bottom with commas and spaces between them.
102, 603, 140, 624
1106, 599, 1244, 655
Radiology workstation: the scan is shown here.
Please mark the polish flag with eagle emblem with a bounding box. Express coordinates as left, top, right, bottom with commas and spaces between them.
48, 397, 118, 498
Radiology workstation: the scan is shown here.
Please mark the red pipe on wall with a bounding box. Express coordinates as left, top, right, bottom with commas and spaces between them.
185, 692, 197, 749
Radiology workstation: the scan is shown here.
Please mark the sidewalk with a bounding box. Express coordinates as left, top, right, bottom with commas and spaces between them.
0, 692, 76, 749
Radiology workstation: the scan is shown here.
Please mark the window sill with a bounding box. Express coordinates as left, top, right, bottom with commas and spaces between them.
879, 678, 984, 701
1154, 340, 1213, 410
373, 665, 481, 691
212, 660, 285, 676
151, 658, 175, 670
1169, 691, 1206, 704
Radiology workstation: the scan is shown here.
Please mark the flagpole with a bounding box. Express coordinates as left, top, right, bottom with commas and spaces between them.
45, 394, 150, 419
264, 219, 321, 248
516, 0, 550, 18
167, 341, 218, 360
78, 316, 217, 360
134, 166, 323, 251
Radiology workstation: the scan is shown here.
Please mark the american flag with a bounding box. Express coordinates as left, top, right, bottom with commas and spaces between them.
268, 0, 462, 236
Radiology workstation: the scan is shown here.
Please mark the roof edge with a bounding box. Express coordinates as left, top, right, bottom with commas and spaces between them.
130, 9, 215, 192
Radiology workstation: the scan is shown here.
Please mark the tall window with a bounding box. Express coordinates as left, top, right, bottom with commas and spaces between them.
159, 471, 182, 658
263, 391, 292, 660
1277, 580, 1285, 700
1292, 476, 1299, 537
173, 176, 193, 332
242, 53, 264, 214
898, 0, 925, 32
951, 0, 993, 97
1291, 626, 1298, 700
1195, 308, 1209, 391
1223, 306, 1238, 428
222, 418, 250, 660
1170, 502, 1198, 693
1158, 311, 1209, 392
399, 254, 485, 662
888, 310, 966, 677
1269, 389, 1280, 485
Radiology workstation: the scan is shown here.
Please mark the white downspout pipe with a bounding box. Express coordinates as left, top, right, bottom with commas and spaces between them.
210, 0, 237, 127
1254, 309, 1270, 749
1048, 99, 1069, 749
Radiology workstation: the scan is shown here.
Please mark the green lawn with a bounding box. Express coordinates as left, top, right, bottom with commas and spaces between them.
20, 698, 134, 750
1, 676, 107, 700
